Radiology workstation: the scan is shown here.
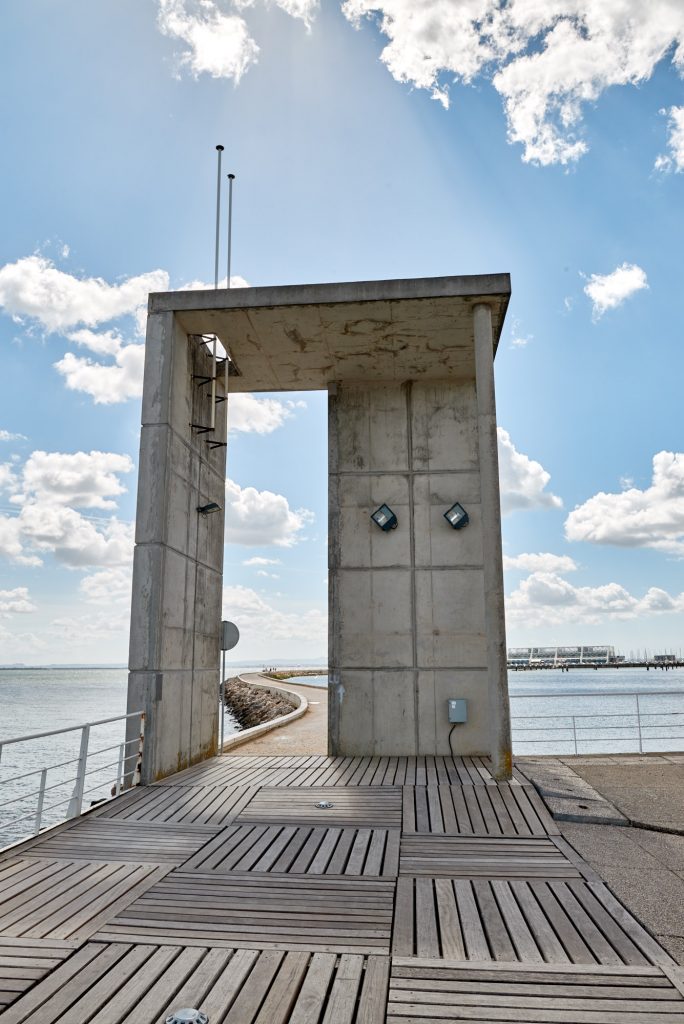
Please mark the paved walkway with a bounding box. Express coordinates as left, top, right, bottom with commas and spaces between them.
2, 753, 684, 1021
226, 674, 328, 756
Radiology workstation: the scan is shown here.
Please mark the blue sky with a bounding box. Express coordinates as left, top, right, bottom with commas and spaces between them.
1, 0, 683, 663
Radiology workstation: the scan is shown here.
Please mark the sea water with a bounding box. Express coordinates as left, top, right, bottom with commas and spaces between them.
1, 665, 683, 847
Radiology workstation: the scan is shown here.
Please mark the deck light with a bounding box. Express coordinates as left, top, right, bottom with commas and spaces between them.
371, 504, 398, 531
166, 1011, 208, 1024
444, 502, 469, 530
197, 502, 221, 517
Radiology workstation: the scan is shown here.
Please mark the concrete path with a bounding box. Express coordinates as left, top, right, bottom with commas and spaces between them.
225, 673, 328, 755
521, 753, 684, 964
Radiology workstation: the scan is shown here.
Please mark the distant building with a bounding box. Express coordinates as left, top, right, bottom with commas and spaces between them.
508, 645, 617, 666
654, 654, 677, 664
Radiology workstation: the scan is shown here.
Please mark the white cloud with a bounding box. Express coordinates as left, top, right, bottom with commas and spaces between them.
503, 552, 577, 574
243, 556, 282, 566
506, 571, 684, 627
271, 0, 319, 28
18, 506, 134, 568
0, 516, 39, 566
80, 567, 132, 604
228, 394, 294, 434
342, 2, 684, 166
583, 263, 648, 319
0, 430, 26, 442
157, 0, 318, 82
0, 587, 36, 615
182, 275, 250, 291
54, 345, 146, 404
158, 0, 259, 81
0, 255, 168, 333
0, 449, 135, 569
67, 328, 126, 356
0, 462, 19, 493
656, 105, 684, 172
498, 428, 562, 515
225, 478, 313, 547
565, 451, 684, 555
223, 583, 326, 645
15, 451, 134, 509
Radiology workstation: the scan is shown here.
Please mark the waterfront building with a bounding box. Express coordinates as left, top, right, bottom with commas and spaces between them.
508, 645, 617, 667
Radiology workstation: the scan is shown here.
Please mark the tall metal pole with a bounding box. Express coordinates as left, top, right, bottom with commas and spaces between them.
214, 145, 224, 289
220, 648, 226, 753
227, 173, 235, 287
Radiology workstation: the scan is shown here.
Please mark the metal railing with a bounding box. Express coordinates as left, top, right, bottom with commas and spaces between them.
510, 690, 684, 755
0, 711, 144, 846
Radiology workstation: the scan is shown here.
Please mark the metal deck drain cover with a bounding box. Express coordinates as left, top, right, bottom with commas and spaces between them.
166, 1011, 208, 1024
315, 800, 334, 809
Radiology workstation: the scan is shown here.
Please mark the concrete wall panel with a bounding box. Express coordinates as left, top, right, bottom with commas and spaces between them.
330, 368, 497, 756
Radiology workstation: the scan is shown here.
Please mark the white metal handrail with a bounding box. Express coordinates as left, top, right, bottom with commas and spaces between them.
510, 690, 684, 754
0, 711, 144, 845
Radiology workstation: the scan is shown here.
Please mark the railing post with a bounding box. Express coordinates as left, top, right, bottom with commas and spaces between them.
67, 724, 90, 818
572, 716, 578, 755
115, 743, 125, 796
636, 694, 643, 753
34, 767, 47, 834
133, 714, 145, 787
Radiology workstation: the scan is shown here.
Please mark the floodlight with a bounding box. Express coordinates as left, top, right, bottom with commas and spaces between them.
371, 504, 398, 531
197, 502, 221, 517
444, 502, 469, 529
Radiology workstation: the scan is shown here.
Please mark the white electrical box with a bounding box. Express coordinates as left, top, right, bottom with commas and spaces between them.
448, 699, 468, 723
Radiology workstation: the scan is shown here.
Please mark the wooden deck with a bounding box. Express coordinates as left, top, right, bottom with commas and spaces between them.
1, 755, 683, 1022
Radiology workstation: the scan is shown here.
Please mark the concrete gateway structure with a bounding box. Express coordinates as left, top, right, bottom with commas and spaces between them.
127, 274, 513, 781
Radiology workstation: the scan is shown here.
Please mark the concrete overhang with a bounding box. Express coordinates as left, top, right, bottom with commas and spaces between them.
148, 273, 511, 393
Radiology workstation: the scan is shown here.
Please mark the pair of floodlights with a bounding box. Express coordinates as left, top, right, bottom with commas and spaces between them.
371, 502, 469, 532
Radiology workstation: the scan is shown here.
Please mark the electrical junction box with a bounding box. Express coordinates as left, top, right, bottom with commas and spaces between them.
448, 699, 468, 723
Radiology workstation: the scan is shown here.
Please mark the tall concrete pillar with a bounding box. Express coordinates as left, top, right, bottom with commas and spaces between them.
473, 302, 512, 779
329, 377, 494, 757
126, 312, 227, 783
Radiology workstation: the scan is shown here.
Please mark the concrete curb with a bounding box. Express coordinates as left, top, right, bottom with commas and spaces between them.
516, 758, 629, 827
220, 675, 309, 752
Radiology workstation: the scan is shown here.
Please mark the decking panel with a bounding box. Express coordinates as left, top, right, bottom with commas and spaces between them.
391, 877, 664, 964
387, 959, 684, 1022
399, 836, 579, 878
93, 872, 396, 953
236, 786, 403, 828
20, 820, 220, 864
183, 823, 400, 875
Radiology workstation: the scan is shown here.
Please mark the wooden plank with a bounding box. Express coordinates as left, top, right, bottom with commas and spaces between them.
183, 825, 400, 875
434, 878, 465, 961
386, 959, 684, 1024
0, 938, 75, 1015
399, 835, 579, 879
357, 955, 390, 1024
588, 882, 677, 967
237, 787, 402, 827
93, 872, 395, 954
508, 880, 571, 963
392, 877, 415, 956
0, 859, 168, 940
88, 946, 189, 1023
22, 820, 219, 864
253, 951, 310, 1024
